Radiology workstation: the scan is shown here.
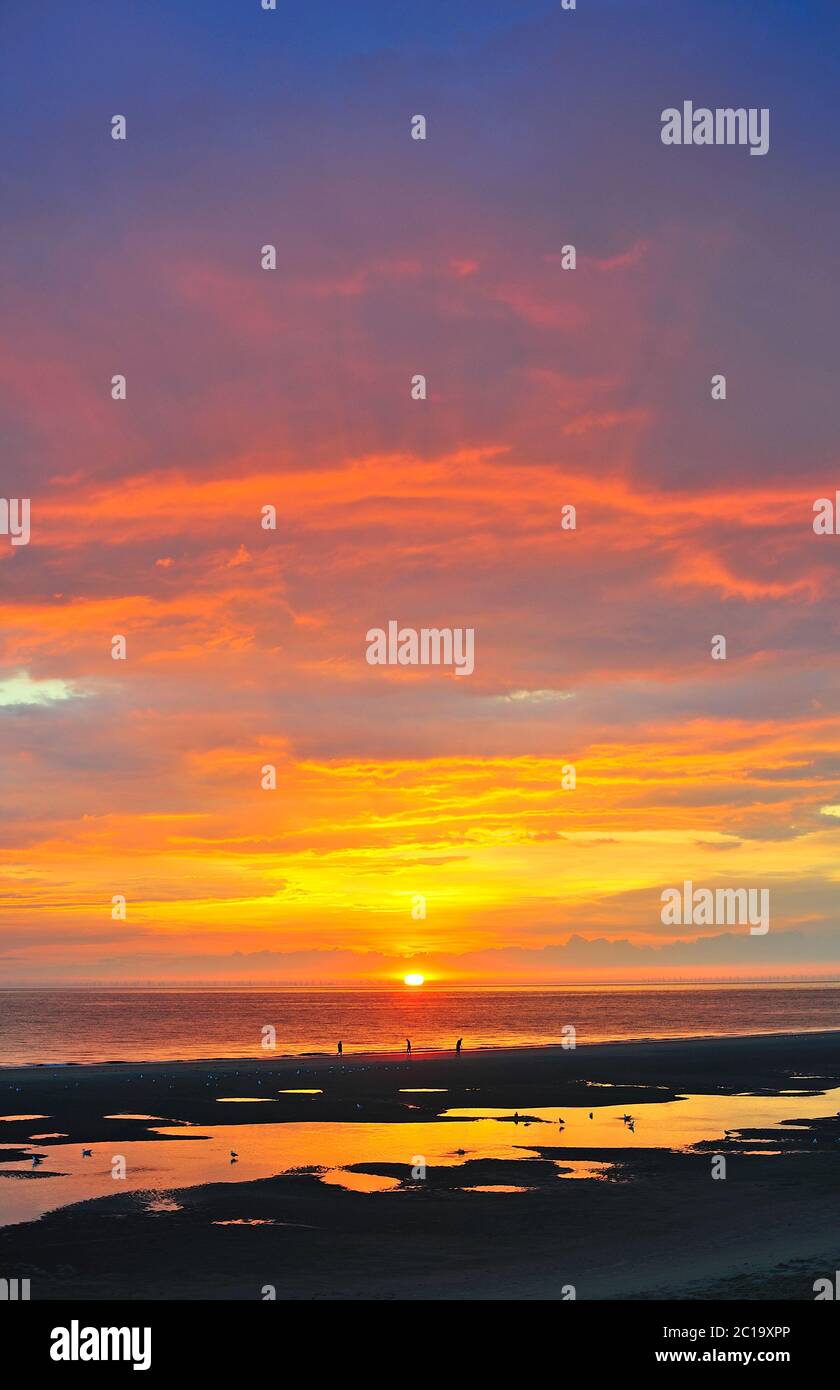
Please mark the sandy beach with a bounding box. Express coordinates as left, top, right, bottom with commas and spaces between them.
1, 1030, 839, 1300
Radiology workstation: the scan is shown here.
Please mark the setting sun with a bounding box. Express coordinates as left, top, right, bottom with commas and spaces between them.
403, 973, 425, 987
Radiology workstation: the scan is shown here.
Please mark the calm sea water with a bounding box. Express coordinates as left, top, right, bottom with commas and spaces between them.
0, 985, 837, 1065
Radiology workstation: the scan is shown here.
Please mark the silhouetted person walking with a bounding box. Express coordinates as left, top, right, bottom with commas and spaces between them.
455, 1037, 463, 1055
337, 1040, 343, 1056
406, 1038, 411, 1055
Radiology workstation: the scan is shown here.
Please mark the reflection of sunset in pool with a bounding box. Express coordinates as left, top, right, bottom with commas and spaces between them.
321, 1171, 402, 1194
464, 1185, 529, 1194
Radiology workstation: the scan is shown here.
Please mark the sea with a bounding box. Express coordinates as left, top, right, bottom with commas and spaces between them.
0, 983, 837, 1065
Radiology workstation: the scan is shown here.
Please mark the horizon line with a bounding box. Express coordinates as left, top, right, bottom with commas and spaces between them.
2, 977, 839, 992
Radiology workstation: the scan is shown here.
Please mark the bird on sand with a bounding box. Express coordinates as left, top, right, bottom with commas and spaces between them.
81, 1148, 93, 1157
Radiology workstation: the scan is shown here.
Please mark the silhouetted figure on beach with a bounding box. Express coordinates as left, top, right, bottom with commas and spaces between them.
337, 1040, 343, 1056
513, 1111, 520, 1125
406, 1038, 411, 1055
455, 1037, 463, 1055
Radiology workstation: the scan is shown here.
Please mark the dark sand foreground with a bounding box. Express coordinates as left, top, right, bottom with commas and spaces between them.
1, 1030, 839, 1300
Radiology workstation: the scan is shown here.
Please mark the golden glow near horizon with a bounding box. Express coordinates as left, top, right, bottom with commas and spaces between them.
404, 973, 425, 987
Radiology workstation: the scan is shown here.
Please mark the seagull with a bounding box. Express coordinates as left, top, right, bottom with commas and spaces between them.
229, 1150, 238, 1161
81, 1148, 93, 1157
621, 1114, 633, 1123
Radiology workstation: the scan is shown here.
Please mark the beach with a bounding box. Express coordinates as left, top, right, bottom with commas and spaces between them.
1, 1030, 839, 1300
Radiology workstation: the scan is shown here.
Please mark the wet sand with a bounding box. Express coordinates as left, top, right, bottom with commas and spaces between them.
1, 1030, 839, 1299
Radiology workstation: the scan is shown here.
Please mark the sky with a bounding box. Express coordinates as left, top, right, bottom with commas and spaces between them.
1, 0, 840, 986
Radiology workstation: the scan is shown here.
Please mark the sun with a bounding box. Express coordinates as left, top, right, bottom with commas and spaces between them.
403, 973, 425, 987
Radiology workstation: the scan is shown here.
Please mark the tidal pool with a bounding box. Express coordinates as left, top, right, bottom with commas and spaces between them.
0, 1085, 836, 1229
